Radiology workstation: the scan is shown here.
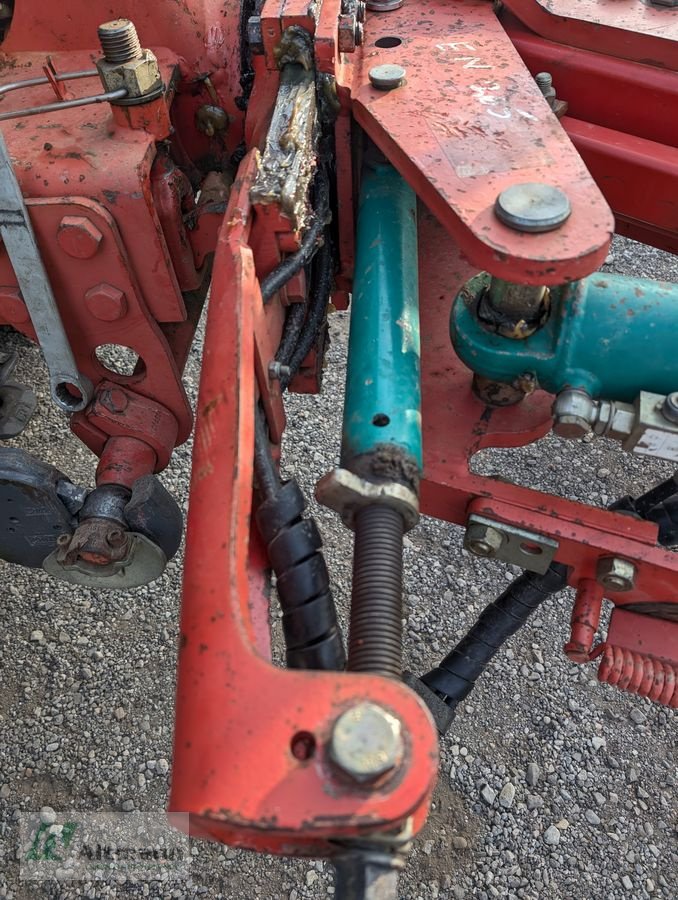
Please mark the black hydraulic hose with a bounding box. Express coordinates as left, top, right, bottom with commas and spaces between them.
280, 233, 333, 390
275, 301, 308, 368
260, 168, 331, 303
420, 562, 570, 709
254, 407, 346, 670
348, 505, 405, 678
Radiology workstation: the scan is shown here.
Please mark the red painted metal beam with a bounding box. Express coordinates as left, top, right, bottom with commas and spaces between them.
348, 1, 613, 286
502, 0, 678, 71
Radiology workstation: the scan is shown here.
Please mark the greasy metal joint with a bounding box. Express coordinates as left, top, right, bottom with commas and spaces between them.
478, 277, 549, 340
316, 468, 419, 531
596, 557, 636, 593
329, 703, 404, 784
96, 19, 163, 104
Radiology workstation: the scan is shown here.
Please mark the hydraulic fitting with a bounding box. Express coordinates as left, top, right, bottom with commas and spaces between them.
96, 19, 163, 104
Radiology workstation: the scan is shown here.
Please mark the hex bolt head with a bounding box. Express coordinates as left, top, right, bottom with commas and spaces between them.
0, 286, 29, 324
495, 183, 571, 233
247, 15, 264, 55
85, 283, 128, 322
329, 702, 404, 783
596, 557, 636, 593
57, 216, 104, 259
369, 64, 406, 91
465, 523, 504, 558
268, 361, 292, 382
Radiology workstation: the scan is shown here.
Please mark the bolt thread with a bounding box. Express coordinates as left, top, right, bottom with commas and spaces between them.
98, 19, 142, 64
348, 505, 404, 678
535, 72, 553, 88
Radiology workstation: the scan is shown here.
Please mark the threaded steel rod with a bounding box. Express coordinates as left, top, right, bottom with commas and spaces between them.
348, 505, 404, 678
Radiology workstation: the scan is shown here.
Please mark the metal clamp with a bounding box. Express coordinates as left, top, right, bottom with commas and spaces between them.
464, 514, 559, 574
0, 131, 93, 412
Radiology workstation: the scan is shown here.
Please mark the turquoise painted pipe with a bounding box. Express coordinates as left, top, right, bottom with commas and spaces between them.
451, 272, 678, 402
341, 162, 421, 475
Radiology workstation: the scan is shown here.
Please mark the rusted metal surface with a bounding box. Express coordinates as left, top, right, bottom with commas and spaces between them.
170, 154, 438, 853
347, 0, 613, 284
564, 580, 604, 663
503, 0, 678, 70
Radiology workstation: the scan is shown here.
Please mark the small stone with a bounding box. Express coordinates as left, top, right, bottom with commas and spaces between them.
526, 763, 540, 787
591, 736, 605, 751
39, 806, 56, 825
451, 836, 468, 850
621, 875, 633, 891
121, 799, 134, 812
422, 840, 434, 856
555, 819, 569, 830
306, 871, 317, 887
593, 792, 606, 807
45, 741, 59, 752
646, 879, 655, 893
628, 767, 639, 783
498, 783, 516, 809
157, 758, 170, 775
58, 630, 70, 644
629, 708, 646, 725
480, 785, 497, 806
543, 825, 560, 846
585, 810, 601, 826
113, 707, 126, 721
527, 794, 544, 811
30, 630, 44, 642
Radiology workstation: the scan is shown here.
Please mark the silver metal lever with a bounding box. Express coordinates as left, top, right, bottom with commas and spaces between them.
0, 129, 92, 412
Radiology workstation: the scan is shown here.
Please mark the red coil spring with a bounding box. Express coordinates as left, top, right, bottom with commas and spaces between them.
594, 644, 678, 708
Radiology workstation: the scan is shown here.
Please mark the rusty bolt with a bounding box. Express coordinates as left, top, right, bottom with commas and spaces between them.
57, 216, 103, 259
338, 14, 359, 53
329, 702, 404, 783
0, 286, 29, 324
84, 283, 128, 322
596, 557, 636, 593
465, 522, 504, 559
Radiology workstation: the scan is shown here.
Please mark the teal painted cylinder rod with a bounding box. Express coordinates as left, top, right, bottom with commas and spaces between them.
341, 162, 422, 476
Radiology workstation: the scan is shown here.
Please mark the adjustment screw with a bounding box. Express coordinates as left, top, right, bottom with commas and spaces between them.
596, 557, 636, 593
269, 361, 291, 382
465, 523, 504, 558
369, 64, 406, 91
329, 702, 403, 783
98, 19, 143, 64
661, 392, 678, 425
495, 183, 571, 233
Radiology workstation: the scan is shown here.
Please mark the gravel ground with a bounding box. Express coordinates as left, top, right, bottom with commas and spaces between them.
0, 236, 676, 899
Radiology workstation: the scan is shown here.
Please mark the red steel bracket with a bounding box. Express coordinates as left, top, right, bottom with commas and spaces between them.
171, 152, 438, 853
345, 1, 613, 284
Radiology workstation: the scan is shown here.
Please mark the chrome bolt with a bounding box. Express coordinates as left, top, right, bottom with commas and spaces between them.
368, 64, 406, 91
495, 182, 572, 233
268, 361, 291, 381
596, 557, 636, 593
465, 523, 504, 558
329, 702, 404, 783
98, 19, 142, 64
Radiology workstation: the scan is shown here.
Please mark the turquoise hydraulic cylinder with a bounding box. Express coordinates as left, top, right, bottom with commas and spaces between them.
341, 162, 422, 474
451, 273, 678, 402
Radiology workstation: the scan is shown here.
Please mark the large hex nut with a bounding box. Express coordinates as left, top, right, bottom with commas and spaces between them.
596, 557, 636, 593
97, 49, 162, 99
85, 283, 128, 322
329, 702, 404, 783
465, 522, 504, 558
57, 216, 103, 259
